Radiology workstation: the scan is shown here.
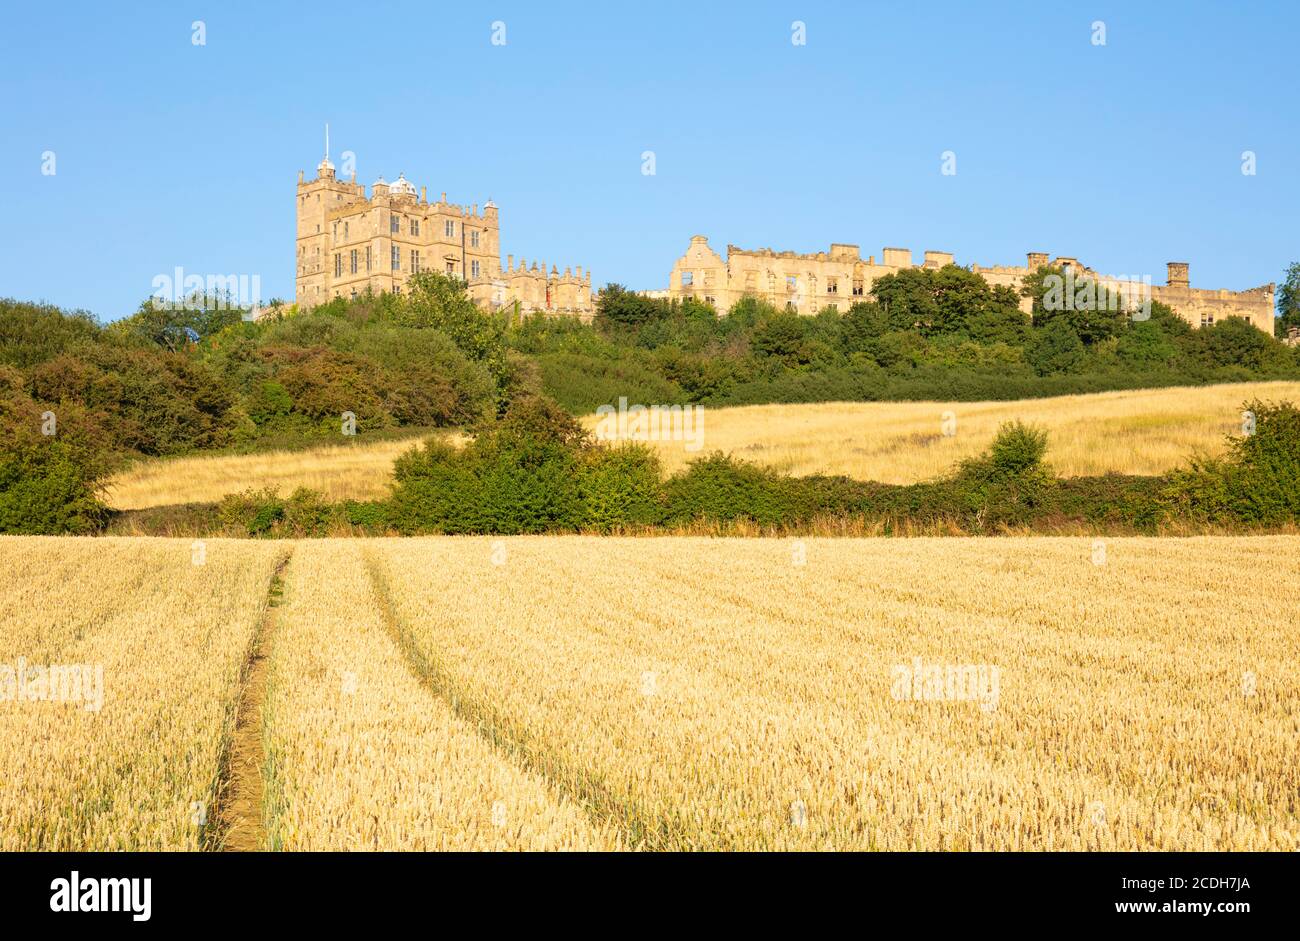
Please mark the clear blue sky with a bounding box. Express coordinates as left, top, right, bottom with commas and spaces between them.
1, 0, 1295, 321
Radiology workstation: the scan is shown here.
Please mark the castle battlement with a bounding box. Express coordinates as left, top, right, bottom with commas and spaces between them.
666, 237, 1275, 333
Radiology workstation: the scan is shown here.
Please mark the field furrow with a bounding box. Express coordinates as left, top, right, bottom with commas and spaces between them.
0, 537, 286, 850
260, 540, 621, 851
369, 535, 1300, 850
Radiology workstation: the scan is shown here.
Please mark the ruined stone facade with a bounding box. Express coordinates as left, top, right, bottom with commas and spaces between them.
665, 236, 1276, 334
295, 141, 591, 319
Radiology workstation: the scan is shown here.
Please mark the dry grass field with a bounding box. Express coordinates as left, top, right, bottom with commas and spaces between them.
2, 534, 1296, 851
612, 381, 1300, 481
101, 382, 1300, 509
101, 436, 446, 511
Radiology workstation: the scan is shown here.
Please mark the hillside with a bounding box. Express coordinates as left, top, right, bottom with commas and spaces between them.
103, 382, 1300, 509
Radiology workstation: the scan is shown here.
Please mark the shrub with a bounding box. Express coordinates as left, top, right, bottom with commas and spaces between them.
0, 367, 109, 534
218, 488, 286, 536
950, 421, 1058, 529
388, 395, 591, 534
0, 440, 109, 534
1163, 399, 1300, 524
662, 453, 793, 525
578, 444, 665, 531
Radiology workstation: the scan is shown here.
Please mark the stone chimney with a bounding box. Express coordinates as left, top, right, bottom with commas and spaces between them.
1027, 252, 1048, 270
1167, 262, 1189, 288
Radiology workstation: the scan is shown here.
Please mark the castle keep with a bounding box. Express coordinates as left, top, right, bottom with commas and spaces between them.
295, 133, 592, 318
665, 236, 1276, 333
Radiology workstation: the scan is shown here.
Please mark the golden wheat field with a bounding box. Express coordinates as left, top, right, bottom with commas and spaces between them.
617, 380, 1300, 481
101, 382, 1300, 510
1, 534, 1296, 851
101, 435, 446, 511
0, 537, 286, 850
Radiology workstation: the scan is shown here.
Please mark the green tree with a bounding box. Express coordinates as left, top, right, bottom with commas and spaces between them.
1276, 261, 1300, 339
399, 272, 510, 396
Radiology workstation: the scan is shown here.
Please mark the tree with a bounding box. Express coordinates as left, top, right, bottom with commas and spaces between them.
399, 271, 510, 393
1022, 266, 1127, 345
751, 311, 811, 364
1192, 317, 1288, 371
111, 297, 244, 352
594, 283, 666, 329
1276, 261, 1300, 339
1025, 319, 1085, 375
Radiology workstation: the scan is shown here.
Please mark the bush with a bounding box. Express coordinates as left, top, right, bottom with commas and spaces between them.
1163, 399, 1300, 524
388, 395, 590, 534
0, 367, 109, 534
662, 453, 793, 525
0, 441, 108, 534
578, 443, 665, 531
218, 487, 286, 536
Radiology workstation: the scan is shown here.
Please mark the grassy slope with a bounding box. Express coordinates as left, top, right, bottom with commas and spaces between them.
100, 381, 1300, 509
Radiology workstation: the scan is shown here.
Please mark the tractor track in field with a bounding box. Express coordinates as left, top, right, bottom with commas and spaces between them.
212, 550, 293, 851
362, 548, 695, 851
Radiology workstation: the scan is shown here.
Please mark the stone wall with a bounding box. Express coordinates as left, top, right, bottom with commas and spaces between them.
666, 236, 1276, 333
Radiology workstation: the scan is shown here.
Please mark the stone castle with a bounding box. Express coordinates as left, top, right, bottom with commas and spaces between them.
295, 130, 593, 318
662, 236, 1276, 333
292, 131, 1275, 335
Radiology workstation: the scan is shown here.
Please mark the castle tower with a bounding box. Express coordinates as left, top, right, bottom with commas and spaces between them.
295, 124, 351, 307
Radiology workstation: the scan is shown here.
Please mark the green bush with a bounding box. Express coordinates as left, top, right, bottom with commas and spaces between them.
0, 441, 108, 534
1163, 399, 1300, 524
389, 395, 590, 534
578, 443, 665, 531
0, 367, 109, 534
218, 488, 286, 536
662, 452, 793, 525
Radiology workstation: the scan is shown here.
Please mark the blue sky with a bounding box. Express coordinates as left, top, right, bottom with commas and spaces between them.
0, 0, 1296, 321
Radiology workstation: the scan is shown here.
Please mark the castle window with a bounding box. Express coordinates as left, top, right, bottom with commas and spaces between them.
827, 277, 838, 294
471, 230, 480, 248
350, 249, 358, 274
471, 260, 481, 278
344, 222, 349, 241
410, 218, 419, 236
445, 220, 455, 238
852, 279, 864, 296
391, 245, 400, 270
787, 276, 798, 291
446, 261, 455, 275
334, 253, 341, 277
390, 215, 400, 235
681, 271, 693, 286
411, 250, 420, 273
1201, 313, 1215, 328
333, 223, 337, 240
366, 246, 371, 271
